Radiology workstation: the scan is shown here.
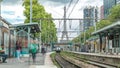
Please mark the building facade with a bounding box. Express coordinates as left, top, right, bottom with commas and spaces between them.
0, 16, 11, 57
83, 6, 98, 31
100, 5, 104, 20
103, 0, 117, 18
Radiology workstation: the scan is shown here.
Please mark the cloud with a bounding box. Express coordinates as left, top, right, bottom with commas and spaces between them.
1, 1, 25, 24
41, 0, 103, 19
39, 0, 77, 7
41, 0, 103, 40
2, 0, 22, 6
1, 0, 103, 26
2, 11, 15, 15
0, 0, 104, 40
85, 0, 95, 4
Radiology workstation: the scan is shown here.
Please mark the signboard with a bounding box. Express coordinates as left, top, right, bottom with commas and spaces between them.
60, 40, 69, 43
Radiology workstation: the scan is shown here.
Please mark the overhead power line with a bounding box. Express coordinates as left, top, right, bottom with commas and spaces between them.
66, 0, 73, 12
60, 0, 73, 30
67, 0, 79, 18
47, 7, 63, 16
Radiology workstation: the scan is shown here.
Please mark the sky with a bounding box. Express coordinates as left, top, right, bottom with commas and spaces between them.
1, 0, 103, 40
38, 0, 103, 40
1, 0, 103, 24
1, 0, 24, 24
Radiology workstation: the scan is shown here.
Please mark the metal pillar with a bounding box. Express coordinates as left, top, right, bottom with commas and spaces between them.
14, 29, 16, 57
94, 7, 97, 32
107, 33, 110, 53
30, 0, 32, 24
45, 22, 47, 43
104, 34, 107, 53
119, 32, 120, 53
99, 34, 102, 52
61, 6, 69, 41
113, 32, 116, 53
29, 0, 32, 45
0, 0, 2, 16
28, 27, 30, 64
28, 0, 32, 64
28, 0, 33, 60
28, 27, 31, 65
79, 20, 81, 51
28, 27, 30, 47
79, 20, 81, 43
84, 30, 86, 44
39, 20, 41, 52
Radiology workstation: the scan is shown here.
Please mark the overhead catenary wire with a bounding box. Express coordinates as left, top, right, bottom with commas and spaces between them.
59, 0, 73, 30
67, 0, 79, 18
47, 7, 63, 16
66, 0, 73, 12
59, 0, 79, 38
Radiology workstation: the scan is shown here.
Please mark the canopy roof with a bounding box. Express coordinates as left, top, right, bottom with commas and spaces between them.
10, 23, 41, 33
92, 21, 120, 35
0, 16, 11, 25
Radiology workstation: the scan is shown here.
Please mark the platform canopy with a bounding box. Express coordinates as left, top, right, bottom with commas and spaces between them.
9, 23, 41, 33
92, 21, 120, 35
9, 23, 41, 54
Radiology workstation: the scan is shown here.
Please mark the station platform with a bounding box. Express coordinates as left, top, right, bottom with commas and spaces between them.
0, 52, 57, 68
29, 52, 57, 68
35, 52, 57, 68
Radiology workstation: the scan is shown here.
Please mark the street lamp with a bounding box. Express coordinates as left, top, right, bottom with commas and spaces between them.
30, 0, 32, 23
0, 0, 3, 16
84, 29, 86, 44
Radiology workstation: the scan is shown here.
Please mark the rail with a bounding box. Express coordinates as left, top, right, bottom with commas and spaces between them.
55, 53, 80, 68
61, 51, 118, 68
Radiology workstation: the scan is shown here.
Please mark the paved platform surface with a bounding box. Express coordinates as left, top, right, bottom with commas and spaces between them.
0, 57, 30, 68
35, 52, 57, 68
0, 52, 57, 68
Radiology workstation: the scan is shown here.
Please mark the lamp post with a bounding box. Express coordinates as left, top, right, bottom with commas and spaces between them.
30, 0, 32, 23
84, 29, 86, 44
0, 0, 3, 16
28, 0, 32, 64
28, 0, 32, 44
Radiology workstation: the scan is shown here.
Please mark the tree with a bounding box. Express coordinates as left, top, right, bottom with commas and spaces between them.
108, 4, 120, 22
72, 20, 111, 44
96, 20, 111, 30
72, 4, 120, 44
23, 0, 57, 43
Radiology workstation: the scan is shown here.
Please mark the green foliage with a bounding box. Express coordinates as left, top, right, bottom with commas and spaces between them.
96, 20, 112, 30
72, 2, 120, 43
23, 0, 57, 43
108, 4, 120, 22
72, 20, 112, 43
72, 4, 120, 44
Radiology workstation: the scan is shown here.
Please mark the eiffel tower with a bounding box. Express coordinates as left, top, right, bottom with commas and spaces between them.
61, 6, 69, 43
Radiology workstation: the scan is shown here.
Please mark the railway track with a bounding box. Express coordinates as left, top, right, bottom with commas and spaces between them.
55, 52, 117, 68
72, 54, 117, 68
62, 52, 117, 68
55, 53, 80, 68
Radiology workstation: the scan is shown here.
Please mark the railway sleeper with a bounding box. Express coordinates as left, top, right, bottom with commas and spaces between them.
87, 61, 117, 68
55, 54, 79, 68
62, 55, 117, 68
